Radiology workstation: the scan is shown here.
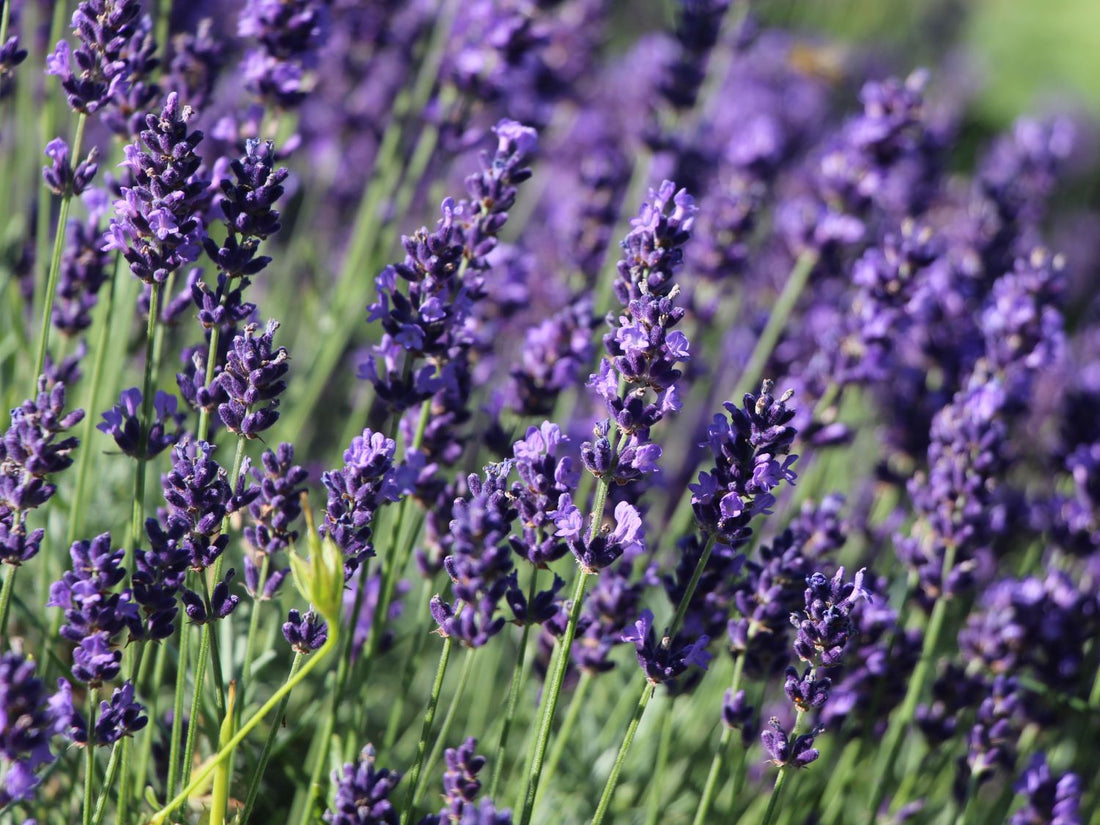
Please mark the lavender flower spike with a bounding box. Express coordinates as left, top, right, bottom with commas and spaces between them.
105, 92, 208, 285
0, 648, 56, 806
325, 745, 402, 825
98, 388, 185, 459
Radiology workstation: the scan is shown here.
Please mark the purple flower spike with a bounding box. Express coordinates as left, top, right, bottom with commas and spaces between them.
761, 717, 821, 769
553, 498, 645, 574
206, 320, 290, 439
1, 377, 84, 566
1010, 753, 1081, 825
721, 689, 756, 746
621, 608, 711, 685
325, 745, 402, 825
42, 138, 99, 197
105, 92, 209, 285
439, 737, 487, 819
181, 568, 240, 624
0, 649, 56, 806
790, 567, 870, 667
283, 609, 328, 654
48, 533, 139, 686
691, 381, 798, 548
322, 429, 414, 576
93, 681, 147, 745
98, 388, 186, 460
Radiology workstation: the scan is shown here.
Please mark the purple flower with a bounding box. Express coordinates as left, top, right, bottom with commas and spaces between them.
325, 745, 401, 825
46, 0, 146, 116
508, 423, 579, 567
0, 32, 27, 100
659, 0, 730, 111
92, 681, 147, 745
508, 297, 595, 416
181, 568, 240, 624
238, 0, 328, 108
790, 567, 869, 667
614, 179, 696, 305
552, 498, 645, 574
322, 430, 412, 576
98, 388, 185, 460
0, 649, 56, 806
52, 201, 112, 335
203, 320, 289, 439
165, 20, 226, 111
132, 518, 189, 641
1010, 753, 1081, 825
202, 139, 289, 280
761, 717, 820, 768
690, 382, 798, 547
438, 738, 486, 820
42, 138, 99, 197
283, 609, 328, 654
104, 92, 208, 285
0, 378, 84, 566
721, 689, 756, 746
243, 443, 308, 597
621, 608, 711, 685
48, 533, 139, 685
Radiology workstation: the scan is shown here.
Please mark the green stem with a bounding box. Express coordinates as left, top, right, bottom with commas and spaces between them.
131, 640, 168, 812
83, 688, 98, 825
534, 670, 591, 811
180, 615, 211, 795
240, 555, 271, 703
759, 707, 808, 825
488, 570, 540, 799
383, 579, 435, 751
693, 655, 745, 825
410, 647, 478, 813
91, 739, 122, 825
34, 112, 88, 383
865, 543, 958, 823
0, 562, 15, 638
149, 632, 338, 825
166, 619, 190, 801
590, 683, 655, 825
400, 636, 454, 825
644, 695, 673, 825
66, 253, 124, 547
735, 250, 818, 399
240, 652, 304, 825
517, 566, 592, 825
115, 644, 150, 824
127, 281, 161, 569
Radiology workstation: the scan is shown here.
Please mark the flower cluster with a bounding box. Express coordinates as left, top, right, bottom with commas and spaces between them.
0, 379, 84, 566
98, 388, 186, 460
105, 92, 208, 286
243, 443, 308, 598
0, 649, 56, 806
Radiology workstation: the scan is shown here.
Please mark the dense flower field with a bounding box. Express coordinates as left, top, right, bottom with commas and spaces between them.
1, 1, 1097, 824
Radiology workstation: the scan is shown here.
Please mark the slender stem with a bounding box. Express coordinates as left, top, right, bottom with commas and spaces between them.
693, 655, 745, 825
734, 250, 818, 399
180, 614, 212, 797
865, 543, 958, 823
83, 688, 99, 825
196, 320, 225, 442
644, 695, 673, 825
66, 254, 124, 547
590, 683, 655, 825
488, 570, 540, 799
411, 647, 478, 812
211, 682, 237, 825
131, 640, 168, 812
400, 637, 454, 825
127, 282, 161, 568
297, 562, 373, 824
115, 644, 151, 824
91, 740, 122, 825
166, 619, 190, 802
34, 112, 88, 383
533, 670, 592, 811
383, 579, 435, 751
149, 633, 338, 825
517, 566, 592, 825
759, 707, 808, 825
240, 555, 271, 702
240, 652, 304, 825
0, 563, 15, 638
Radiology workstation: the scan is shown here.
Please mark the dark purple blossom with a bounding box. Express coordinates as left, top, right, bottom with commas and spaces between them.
243, 443, 307, 598
0, 649, 55, 806
721, 689, 756, 746
690, 381, 798, 547
181, 568, 240, 624
0, 30, 27, 100
508, 422, 579, 567
431, 464, 517, 648
621, 608, 711, 685
104, 92, 208, 285
46, 0, 145, 115
0, 378, 84, 566
132, 518, 189, 641
1010, 753, 1081, 825
52, 195, 112, 335
658, 0, 731, 111
957, 675, 1022, 799
166, 20, 226, 111
321, 430, 412, 576
438, 737, 485, 819
97, 388, 185, 460
325, 745, 401, 825
48, 533, 139, 686
283, 609, 328, 654
508, 297, 595, 416
238, 0, 328, 108
614, 179, 696, 305
42, 138, 99, 197
761, 717, 820, 768
92, 681, 147, 745
790, 567, 869, 667
202, 139, 288, 280
550, 496, 645, 574
203, 320, 289, 439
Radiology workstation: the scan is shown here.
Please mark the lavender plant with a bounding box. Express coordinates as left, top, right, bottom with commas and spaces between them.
1, 3, 1098, 825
